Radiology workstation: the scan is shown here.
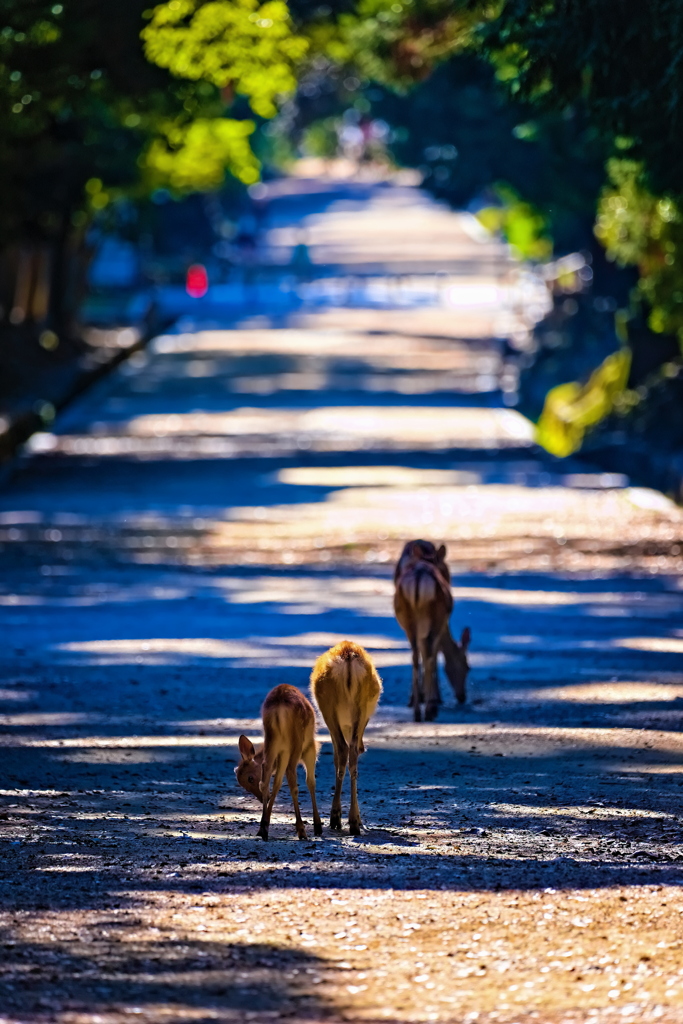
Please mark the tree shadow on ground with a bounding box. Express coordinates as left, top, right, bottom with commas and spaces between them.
0, 936, 345, 1021
2, 727, 683, 918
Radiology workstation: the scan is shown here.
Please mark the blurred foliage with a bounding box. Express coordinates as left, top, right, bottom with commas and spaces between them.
480, 0, 683, 198
0, 0, 163, 242
596, 159, 683, 344
329, 0, 478, 87
145, 117, 260, 188
300, 116, 340, 157
141, 0, 308, 118
536, 348, 631, 458
0, 0, 306, 249
0, 0, 309, 337
466, 0, 683, 466
476, 0, 683, 350
476, 192, 551, 261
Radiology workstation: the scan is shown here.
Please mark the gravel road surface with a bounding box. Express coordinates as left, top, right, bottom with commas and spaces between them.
1, 178, 683, 1024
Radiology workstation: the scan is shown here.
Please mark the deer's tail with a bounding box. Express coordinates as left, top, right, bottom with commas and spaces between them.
318, 640, 368, 692
310, 641, 382, 738
399, 564, 442, 609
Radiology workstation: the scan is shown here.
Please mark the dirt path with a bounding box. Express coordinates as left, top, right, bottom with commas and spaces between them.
1, 178, 683, 1024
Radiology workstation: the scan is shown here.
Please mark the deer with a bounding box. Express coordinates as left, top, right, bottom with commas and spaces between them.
394, 540, 471, 720
394, 538, 450, 584
235, 683, 322, 841
310, 641, 382, 835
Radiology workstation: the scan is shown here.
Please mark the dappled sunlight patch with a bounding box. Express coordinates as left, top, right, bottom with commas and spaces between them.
46, 635, 510, 671
255, 631, 406, 649
49, 633, 410, 668
52, 405, 535, 454
487, 803, 675, 822
561, 472, 629, 489
521, 682, 683, 704
215, 574, 393, 613
614, 637, 683, 654
626, 488, 678, 513
465, 651, 518, 667
4, 884, 683, 1023
51, 637, 267, 666
0, 689, 34, 701
452, 587, 607, 606
3, 497, 682, 575
58, 750, 180, 765
361, 722, 683, 758
0, 712, 102, 727
0, 510, 44, 525
278, 466, 483, 488
37, 854, 105, 874
55, 638, 267, 657
5, 734, 244, 749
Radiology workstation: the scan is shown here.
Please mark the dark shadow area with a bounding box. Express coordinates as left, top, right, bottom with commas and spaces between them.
0, 935, 342, 1020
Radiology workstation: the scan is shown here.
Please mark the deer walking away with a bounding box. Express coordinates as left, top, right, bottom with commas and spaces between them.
235, 683, 322, 841
310, 640, 382, 835
394, 539, 471, 720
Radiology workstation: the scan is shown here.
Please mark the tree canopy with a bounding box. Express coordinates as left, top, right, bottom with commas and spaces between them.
0, 0, 309, 249
142, 0, 308, 120
480, 0, 683, 196
4, 0, 683, 363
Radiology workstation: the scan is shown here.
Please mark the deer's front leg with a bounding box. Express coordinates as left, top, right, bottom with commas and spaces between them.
258, 758, 284, 840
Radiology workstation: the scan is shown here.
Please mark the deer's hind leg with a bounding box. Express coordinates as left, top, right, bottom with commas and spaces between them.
421, 630, 441, 722
302, 742, 323, 836
329, 724, 348, 831
348, 718, 369, 835
285, 756, 307, 841
404, 623, 423, 721
348, 740, 362, 835
397, 605, 422, 715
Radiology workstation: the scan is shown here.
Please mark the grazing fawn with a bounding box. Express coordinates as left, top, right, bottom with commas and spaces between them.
310, 641, 382, 835
394, 540, 471, 720
235, 683, 322, 841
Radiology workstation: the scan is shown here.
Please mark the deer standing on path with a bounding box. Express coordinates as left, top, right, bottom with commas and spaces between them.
235, 684, 322, 841
394, 540, 471, 719
310, 641, 382, 835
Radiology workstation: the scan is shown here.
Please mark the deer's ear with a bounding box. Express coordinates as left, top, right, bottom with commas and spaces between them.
238, 734, 255, 760
437, 544, 447, 560
460, 626, 471, 651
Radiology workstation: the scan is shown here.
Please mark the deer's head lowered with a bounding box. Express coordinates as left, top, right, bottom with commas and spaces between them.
234, 734, 265, 802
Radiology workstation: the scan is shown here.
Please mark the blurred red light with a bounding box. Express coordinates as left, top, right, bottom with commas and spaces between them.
186, 264, 209, 298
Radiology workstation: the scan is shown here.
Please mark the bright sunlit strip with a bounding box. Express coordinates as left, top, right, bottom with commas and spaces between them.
77, 407, 535, 444
614, 637, 683, 654
278, 466, 482, 487
511, 682, 683, 703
